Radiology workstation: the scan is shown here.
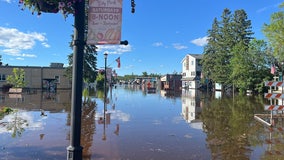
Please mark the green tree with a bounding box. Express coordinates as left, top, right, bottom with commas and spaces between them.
201, 18, 219, 79
201, 8, 254, 91
66, 43, 98, 83
248, 39, 272, 92
231, 9, 253, 48
231, 39, 271, 94
65, 0, 98, 83
215, 8, 234, 84
142, 72, 148, 77
262, 2, 284, 73
202, 9, 235, 85
0, 55, 2, 66
96, 72, 105, 89
229, 9, 254, 93
6, 68, 26, 88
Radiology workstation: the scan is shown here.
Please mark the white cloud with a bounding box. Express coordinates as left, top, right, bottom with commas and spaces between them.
152, 42, 163, 47
16, 57, 24, 60
3, 48, 21, 55
172, 43, 188, 50
190, 36, 208, 46
2, 48, 37, 58
2, 0, 11, 3
41, 42, 50, 48
257, 3, 281, 13
96, 44, 132, 55
0, 27, 49, 58
22, 53, 37, 57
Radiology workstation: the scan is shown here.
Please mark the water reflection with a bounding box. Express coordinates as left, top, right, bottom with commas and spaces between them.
0, 90, 71, 159
0, 110, 45, 137
81, 100, 96, 159
201, 95, 266, 159
181, 89, 202, 124
1, 87, 284, 159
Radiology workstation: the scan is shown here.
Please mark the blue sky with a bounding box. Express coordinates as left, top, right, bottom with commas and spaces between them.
0, 0, 283, 76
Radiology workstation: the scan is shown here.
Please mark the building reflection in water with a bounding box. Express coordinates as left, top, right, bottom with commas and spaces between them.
181, 89, 203, 129
0, 89, 72, 159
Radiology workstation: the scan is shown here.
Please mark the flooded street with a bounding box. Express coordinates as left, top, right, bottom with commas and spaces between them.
0, 85, 282, 160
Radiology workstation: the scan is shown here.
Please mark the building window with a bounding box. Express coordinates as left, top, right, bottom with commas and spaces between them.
186, 57, 189, 70
191, 72, 196, 76
191, 60, 194, 65
55, 75, 60, 83
0, 74, 6, 81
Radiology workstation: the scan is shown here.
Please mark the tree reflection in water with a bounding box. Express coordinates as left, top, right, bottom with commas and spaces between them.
0, 110, 45, 138
201, 95, 265, 159
5, 112, 27, 138
81, 88, 97, 159
2, 87, 284, 159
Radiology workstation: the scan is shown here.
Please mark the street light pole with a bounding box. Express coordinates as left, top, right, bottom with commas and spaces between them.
67, 0, 85, 159
103, 52, 108, 141
104, 52, 108, 103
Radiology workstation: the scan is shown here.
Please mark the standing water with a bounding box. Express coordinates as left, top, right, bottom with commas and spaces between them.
0, 85, 282, 160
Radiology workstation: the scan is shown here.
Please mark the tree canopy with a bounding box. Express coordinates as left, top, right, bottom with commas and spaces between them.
6, 68, 26, 88
201, 8, 272, 93
65, 0, 98, 83
262, 2, 284, 73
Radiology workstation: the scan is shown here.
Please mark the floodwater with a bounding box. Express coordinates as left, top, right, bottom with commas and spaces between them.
0, 85, 283, 160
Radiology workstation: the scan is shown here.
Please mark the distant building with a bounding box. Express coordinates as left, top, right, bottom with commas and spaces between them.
181, 54, 202, 89
0, 63, 71, 90
160, 74, 182, 90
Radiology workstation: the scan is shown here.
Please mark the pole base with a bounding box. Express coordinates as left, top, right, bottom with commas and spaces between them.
67, 145, 83, 160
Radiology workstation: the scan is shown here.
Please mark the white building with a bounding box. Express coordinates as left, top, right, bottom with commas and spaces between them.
181, 54, 203, 89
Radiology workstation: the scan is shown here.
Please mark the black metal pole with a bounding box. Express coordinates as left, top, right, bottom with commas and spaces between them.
104, 52, 108, 105
103, 53, 108, 141
67, 0, 85, 159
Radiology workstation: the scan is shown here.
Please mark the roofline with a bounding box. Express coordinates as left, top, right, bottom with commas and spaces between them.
181, 53, 203, 63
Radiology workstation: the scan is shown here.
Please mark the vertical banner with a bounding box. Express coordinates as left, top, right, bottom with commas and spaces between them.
87, 0, 123, 45
106, 68, 112, 83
